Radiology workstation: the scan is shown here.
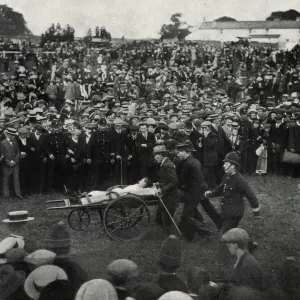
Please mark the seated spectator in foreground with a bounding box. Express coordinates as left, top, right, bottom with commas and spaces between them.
5, 248, 31, 277
277, 256, 300, 300
135, 283, 165, 300
107, 259, 138, 300
75, 279, 118, 300
39, 280, 76, 300
187, 266, 220, 299
0, 264, 28, 300
158, 291, 193, 300
24, 249, 57, 271
24, 265, 68, 300
45, 221, 88, 293
221, 228, 264, 291
220, 285, 265, 300
155, 235, 188, 293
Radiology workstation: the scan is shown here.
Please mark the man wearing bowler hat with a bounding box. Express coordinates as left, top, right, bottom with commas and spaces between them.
205, 152, 260, 236
153, 145, 179, 235
176, 141, 222, 241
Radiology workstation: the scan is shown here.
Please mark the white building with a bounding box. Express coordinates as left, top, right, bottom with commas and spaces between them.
186, 20, 300, 50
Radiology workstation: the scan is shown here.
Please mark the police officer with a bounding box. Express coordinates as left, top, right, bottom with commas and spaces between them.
205, 152, 261, 235
87, 118, 112, 189
44, 120, 66, 192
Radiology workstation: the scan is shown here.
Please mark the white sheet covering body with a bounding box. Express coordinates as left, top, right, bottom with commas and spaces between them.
80, 185, 157, 205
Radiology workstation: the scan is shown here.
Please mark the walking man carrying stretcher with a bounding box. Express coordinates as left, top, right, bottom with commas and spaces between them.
153, 145, 179, 235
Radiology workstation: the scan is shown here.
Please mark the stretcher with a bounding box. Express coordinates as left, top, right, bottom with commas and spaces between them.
46, 185, 182, 241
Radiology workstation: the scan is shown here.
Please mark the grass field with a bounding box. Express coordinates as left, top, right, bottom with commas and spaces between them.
0, 174, 300, 287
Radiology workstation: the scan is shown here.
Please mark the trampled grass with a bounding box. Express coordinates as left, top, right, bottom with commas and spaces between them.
0, 174, 299, 286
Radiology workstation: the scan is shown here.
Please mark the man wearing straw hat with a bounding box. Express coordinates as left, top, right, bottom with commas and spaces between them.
0, 126, 22, 198
153, 145, 179, 235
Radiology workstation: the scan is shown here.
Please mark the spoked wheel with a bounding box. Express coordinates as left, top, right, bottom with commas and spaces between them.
68, 208, 91, 230
103, 195, 150, 241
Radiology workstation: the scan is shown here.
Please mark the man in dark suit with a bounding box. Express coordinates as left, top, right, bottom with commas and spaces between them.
109, 118, 126, 185
28, 124, 47, 194
17, 127, 32, 195
199, 121, 219, 189
176, 141, 222, 241
87, 118, 112, 189
136, 123, 156, 179
154, 145, 179, 235
269, 115, 287, 174
0, 127, 22, 198
124, 125, 140, 184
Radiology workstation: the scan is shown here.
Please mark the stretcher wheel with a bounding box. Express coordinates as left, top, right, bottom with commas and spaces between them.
68, 208, 91, 230
103, 195, 150, 241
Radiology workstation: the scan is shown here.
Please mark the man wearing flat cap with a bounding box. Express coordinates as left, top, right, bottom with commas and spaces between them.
221, 228, 263, 291
153, 145, 179, 235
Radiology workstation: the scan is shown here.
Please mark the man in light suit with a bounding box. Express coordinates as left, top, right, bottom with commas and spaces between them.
154, 145, 179, 235
0, 127, 22, 198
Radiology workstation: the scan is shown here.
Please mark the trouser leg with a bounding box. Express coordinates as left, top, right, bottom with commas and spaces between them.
219, 216, 243, 236
3, 174, 10, 197
13, 171, 21, 197
201, 198, 222, 229
181, 201, 211, 237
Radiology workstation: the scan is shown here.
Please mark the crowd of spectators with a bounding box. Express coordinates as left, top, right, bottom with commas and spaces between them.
0, 40, 300, 197
1, 219, 299, 300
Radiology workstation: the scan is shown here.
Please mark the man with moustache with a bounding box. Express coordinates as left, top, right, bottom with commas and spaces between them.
205, 152, 260, 236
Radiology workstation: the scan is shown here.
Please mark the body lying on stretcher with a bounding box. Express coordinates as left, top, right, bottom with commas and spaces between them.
80, 178, 158, 205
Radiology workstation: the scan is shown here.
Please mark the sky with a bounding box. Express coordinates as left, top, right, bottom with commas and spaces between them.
3, 0, 300, 38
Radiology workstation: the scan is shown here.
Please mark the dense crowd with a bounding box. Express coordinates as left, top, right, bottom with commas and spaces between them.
0, 41, 300, 198
0, 39, 300, 299
1, 217, 300, 300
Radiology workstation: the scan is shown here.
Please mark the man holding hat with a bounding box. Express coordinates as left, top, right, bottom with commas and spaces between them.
205, 152, 260, 235
153, 145, 179, 235
0, 126, 22, 198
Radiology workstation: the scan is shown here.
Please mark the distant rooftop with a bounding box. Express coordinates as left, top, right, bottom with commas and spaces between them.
199, 20, 300, 30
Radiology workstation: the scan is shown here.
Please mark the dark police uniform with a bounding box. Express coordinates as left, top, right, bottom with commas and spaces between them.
88, 128, 112, 189
210, 172, 260, 234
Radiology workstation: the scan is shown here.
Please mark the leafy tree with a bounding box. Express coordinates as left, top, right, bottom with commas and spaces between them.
95, 26, 100, 37
0, 5, 32, 35
84, 28, 92, 43
159, 13, 191, 40
40, 23, 75, 46
215, 16, 237, 22
100, 26, 111, 40
266, 9, 300, 20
